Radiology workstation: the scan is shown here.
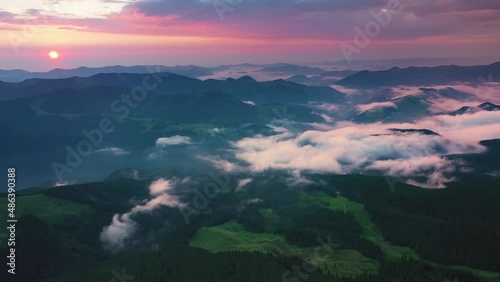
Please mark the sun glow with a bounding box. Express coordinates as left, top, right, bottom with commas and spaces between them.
48, 51, 60, 59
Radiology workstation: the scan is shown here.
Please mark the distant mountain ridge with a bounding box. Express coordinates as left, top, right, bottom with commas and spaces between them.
337, 62, 500, 88
0, 63, 330, 83
4, 60, 498, 89
0, 65, 215, 82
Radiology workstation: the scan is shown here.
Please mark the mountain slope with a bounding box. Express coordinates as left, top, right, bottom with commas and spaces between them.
448, 102, 500, 115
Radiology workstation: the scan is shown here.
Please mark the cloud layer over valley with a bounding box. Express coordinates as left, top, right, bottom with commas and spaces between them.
227, 110, 500, 188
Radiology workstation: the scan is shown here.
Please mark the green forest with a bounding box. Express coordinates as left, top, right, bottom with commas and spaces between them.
1, 172, 499, 282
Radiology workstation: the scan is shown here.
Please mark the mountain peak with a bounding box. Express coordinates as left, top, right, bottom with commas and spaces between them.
478, 102, 500, 111
237, 75, 256, 83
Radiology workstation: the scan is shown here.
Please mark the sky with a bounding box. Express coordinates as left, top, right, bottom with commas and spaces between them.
1, 0, 500, 70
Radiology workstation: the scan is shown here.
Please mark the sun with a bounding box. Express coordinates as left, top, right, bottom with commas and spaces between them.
48, 51, 60, 59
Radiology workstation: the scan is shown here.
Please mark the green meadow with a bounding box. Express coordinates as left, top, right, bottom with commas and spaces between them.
189, 220, 379, 278
0, 194, 94, 225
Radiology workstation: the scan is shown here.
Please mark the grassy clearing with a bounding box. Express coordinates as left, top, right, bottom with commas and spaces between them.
189, 220, 379, 278
0, 194, 94, 225
190, 220, 294, 253
302, 193, 418, 260
302, 193, 500, 280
